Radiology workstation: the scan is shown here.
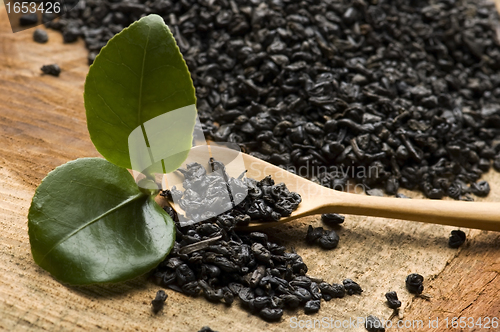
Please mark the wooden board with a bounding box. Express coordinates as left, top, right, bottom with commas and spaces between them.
0, 4, 499, 331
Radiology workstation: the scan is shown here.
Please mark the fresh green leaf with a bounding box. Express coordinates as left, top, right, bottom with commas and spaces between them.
84, 14, 197, 173
28, 158, 175, 285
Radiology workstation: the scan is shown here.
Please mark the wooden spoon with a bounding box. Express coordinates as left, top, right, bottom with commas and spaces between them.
161, 145, 500, 232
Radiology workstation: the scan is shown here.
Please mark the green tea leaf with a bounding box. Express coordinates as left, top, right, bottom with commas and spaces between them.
84, 14, 196, 172
28, 158, 175, 285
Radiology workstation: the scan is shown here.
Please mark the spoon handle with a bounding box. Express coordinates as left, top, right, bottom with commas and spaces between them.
328, 192, 500, 231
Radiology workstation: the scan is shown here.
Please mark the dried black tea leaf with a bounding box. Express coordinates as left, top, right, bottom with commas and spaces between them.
151, 290, 168, 314
385, 291, 401, 309
405, 273, 424, 295
41, 64, 61, 77
448, 230, 466, 248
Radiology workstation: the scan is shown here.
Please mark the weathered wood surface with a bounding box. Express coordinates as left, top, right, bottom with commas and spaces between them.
0, 4, 499, 332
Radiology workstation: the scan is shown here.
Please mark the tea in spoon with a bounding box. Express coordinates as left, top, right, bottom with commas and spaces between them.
160, 145, 500, 232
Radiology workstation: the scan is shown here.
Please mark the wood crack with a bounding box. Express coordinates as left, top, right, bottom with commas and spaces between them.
458, 273, 498, 318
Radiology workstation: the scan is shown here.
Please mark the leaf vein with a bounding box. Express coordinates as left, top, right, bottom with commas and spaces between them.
137, 24, 152, 126
92, 72, 134, 131
103, 57, 140, 78
38, 193, 145, 264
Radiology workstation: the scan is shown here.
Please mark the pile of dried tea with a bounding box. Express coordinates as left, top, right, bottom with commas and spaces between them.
152, 159, 353, 321
43, 0, 500, 200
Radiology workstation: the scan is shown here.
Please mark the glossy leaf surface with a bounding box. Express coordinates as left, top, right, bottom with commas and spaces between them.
84, 14, 197, 172
28, 158, 175, 285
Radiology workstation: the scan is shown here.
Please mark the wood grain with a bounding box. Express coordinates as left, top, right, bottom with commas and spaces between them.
401, 169, 500, 332
402, 230, 500, 331
0, 3, 499, 332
